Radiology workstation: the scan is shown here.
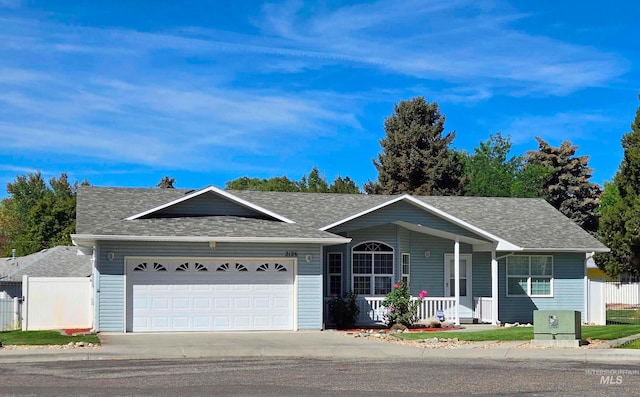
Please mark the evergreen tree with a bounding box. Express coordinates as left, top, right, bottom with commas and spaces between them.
596, 101, 640, 276
329, 175, 361, 194
526, 137, 601, 235
157, 176, 176, 188
226, 168, 361, 193
365, 97, 464, 195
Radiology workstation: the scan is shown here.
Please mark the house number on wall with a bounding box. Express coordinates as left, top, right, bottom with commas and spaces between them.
285, 251, 298, 257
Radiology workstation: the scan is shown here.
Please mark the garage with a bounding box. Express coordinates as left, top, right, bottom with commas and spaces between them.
126, 258, 295, 332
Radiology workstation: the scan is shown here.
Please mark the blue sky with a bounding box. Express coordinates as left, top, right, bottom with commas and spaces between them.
0, 0, 638, 195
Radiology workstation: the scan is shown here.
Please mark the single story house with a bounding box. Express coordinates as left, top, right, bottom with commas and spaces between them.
72, 185, 608, 333
0, 246, 92, 298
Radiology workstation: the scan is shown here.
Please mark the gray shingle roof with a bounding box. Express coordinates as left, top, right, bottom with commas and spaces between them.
75, 186, 607, 251
92, 216, 342, 239
0, 246, 92, 281
413, 196, 605, 250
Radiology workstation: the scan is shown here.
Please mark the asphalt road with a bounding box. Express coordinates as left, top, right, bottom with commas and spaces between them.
0, 357, 638, 396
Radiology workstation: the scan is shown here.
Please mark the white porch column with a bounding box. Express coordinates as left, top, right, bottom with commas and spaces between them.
454, 236, 460, 325
491, 249, 499, 325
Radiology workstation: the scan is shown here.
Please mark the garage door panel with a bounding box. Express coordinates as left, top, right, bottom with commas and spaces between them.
195, 298, 212, 309
172, 298, 189, 309
129, 258, 294, 332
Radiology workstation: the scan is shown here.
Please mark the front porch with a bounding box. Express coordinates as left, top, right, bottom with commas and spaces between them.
324, 296, 494, 327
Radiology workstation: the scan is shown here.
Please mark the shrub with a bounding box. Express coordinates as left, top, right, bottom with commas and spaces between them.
382, 281, 427, 327
327, 291, 360, 329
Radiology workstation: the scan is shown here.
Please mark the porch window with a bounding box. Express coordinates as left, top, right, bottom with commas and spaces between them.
401, 253, 410, 286
507, 255, 553, 297
327, 252, 342, 296
352, 242, 394, 295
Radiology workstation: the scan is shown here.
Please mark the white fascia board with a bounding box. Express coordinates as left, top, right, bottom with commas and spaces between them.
518, 247, 611, 253
320, 195, 411, 231
321, 194, 520, 250
71, 234, 351, 245
125, 185, 295, 224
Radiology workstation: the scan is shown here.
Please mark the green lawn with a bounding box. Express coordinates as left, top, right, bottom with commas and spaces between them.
607, 309, 640, 325
0, 331, 101, 346
395, 325, 640, 342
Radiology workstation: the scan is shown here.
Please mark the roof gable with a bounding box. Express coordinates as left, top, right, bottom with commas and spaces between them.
321, 195, 519, 251
126, 186, 294, 223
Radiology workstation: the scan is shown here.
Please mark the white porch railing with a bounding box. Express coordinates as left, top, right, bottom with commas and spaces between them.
473, 297, 493, 324
324, 296, 458, 326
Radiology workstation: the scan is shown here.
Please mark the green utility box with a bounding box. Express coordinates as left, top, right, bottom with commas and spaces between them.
533, 310, 581, 340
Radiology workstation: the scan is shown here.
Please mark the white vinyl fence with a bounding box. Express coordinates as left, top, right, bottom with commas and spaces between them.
587, 280, 606, 325
0, 292, 21, 331
22, 276, 93, 331
587, 279, 640, 325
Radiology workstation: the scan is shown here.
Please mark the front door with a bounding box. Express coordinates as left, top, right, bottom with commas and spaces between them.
444, 254, 473, 318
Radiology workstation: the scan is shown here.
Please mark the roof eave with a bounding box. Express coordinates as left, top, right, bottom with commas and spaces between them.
71, 234, 351, 246
516, 247, 611, 253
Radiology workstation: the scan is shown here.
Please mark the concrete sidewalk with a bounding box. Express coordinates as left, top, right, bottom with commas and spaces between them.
1, 331, 640, 363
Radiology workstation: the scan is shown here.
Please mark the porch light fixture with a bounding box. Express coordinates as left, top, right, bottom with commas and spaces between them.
209, 241, 217, 250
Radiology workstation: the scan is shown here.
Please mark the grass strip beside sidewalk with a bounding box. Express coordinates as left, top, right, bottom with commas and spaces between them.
395, 325, 640, 342
0, 330, 100, 346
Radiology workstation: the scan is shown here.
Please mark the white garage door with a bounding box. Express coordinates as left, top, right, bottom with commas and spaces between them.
127, 258, 294, 332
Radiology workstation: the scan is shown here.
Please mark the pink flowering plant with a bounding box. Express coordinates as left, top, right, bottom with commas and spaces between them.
382, 280, 427, 327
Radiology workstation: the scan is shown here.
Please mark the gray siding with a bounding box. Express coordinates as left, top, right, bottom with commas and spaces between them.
333, 224, 471, 297
329, 200, 488, 241
472, 252, 492, 298
150, 191, 264, 218
96, 241, 323, 332
498, 252, 585, 323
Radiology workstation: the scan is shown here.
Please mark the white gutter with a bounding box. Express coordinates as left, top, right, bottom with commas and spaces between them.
71, 234, 351, 246
518, 247, 610, 253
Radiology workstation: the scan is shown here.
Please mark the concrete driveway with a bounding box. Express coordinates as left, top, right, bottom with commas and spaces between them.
98, 330, 425, 360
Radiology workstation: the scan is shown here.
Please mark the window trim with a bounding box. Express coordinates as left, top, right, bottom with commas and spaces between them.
401, 253, 410, 287
506, 255, 554, 298
351, 241, 394, 296
327, 252, 342, 296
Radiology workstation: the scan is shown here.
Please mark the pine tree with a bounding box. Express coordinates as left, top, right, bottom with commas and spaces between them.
157, 176, 176, 188
365, 97, 464, 195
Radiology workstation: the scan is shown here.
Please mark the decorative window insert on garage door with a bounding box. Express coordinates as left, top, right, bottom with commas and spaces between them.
125, 257, 296, 332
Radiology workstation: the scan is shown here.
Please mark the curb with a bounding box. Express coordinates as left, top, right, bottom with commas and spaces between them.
596, 332, 640, 349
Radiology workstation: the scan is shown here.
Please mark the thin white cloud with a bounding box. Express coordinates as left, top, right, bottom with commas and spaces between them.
257, 0, 627, 96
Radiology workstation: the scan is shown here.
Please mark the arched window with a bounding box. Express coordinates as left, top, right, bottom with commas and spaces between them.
352, 242, 394, 295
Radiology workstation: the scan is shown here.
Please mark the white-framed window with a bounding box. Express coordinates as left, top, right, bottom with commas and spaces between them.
352, 242, 394, 296
401, 253, 410, 286
507, 255, 553, 297
327, 252, 342, 296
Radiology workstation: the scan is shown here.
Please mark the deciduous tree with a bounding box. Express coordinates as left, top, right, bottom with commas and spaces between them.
596, 101, 640, 276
